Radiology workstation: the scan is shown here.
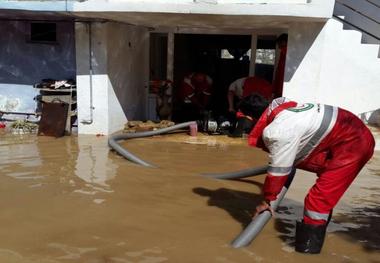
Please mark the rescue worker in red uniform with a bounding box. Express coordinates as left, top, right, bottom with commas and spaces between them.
240, 95, 375, 254
176, 72, 213, 122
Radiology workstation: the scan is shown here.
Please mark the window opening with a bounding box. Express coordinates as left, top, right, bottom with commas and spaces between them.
255, 49, 275, 65
221, 49, 251, 61
30, 23, 57, 43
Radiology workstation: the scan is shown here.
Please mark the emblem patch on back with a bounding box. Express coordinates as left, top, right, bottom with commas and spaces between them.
287, 103, 314, 112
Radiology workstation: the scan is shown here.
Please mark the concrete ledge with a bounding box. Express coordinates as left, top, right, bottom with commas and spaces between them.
1, 0, 335, 19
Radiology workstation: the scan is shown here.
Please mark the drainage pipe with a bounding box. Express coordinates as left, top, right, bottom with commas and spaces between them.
201, 165, 268, 179
231, 168, 296, 248
108, 121, 197, 167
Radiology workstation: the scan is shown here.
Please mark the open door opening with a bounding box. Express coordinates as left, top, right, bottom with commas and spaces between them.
172, 33, 277, 124
173, 34, 251, 122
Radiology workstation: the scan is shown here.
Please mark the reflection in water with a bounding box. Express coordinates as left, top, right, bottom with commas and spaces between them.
75, 135, 117, 190
0, 133, 118, 195
0, 134, 42, 172
0, 133, 378, 262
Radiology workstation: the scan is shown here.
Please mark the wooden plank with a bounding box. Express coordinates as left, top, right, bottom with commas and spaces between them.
336, 0, 380, 23
334, 3, 380, 40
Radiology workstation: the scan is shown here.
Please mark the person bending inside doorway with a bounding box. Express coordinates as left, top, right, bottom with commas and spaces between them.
227, 74, 272, 137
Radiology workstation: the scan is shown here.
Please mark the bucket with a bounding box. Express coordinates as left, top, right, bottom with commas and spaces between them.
189, 123, 198, 137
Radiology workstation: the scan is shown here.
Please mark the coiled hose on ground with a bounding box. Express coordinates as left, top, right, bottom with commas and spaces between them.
108, 121, 197, 167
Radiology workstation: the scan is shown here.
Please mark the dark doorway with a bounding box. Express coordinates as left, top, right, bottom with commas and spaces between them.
172, 33, 276, 121
173, 34, 250, 118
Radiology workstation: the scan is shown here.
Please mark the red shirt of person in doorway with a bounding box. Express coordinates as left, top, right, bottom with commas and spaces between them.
227, 76, 272, 113
227, 77, 272, 137
178, 72, 213, 110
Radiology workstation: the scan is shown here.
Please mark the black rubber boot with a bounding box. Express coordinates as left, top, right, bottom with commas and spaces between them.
295, 221, 327, 254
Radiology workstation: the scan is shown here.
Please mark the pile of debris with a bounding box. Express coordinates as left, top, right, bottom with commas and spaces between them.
34, 79, 76, 90
124, 120, 175, 133
10, 120, 38, 134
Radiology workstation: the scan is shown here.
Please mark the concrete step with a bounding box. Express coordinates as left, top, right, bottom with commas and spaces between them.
332, 18, 380, 59
334, 2, 380, 40
336, 0, 380, 23
360, 43, 380, 59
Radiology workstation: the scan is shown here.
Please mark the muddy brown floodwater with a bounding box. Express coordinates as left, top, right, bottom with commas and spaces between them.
0, 132, 379, 263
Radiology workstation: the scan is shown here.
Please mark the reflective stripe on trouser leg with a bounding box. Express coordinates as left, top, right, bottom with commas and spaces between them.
304, 210, 330, 222
304, 128, 374, 225
303, 209, 332, 225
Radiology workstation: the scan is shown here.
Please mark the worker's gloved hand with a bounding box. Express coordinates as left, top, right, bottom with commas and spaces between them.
253, 200, 274, 218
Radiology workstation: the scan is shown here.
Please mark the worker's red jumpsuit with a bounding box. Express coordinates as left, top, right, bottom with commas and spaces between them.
249, 97, 375, 225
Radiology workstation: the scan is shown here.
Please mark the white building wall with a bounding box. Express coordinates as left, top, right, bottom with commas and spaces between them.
284, 19, 380, 115
317, 20, 380, 114
0, 21, 76, 115
107, 22, 149, 133
0, 21, 76, 85
76, 22, 109, 135
283, 21, 326, 102
76, 22, 149, 135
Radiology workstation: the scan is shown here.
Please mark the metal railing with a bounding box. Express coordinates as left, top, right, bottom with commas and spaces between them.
334, 0, 380, 42
333, 15, 380, 41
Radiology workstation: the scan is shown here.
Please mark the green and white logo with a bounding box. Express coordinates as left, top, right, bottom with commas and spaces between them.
287, 103, 314, 112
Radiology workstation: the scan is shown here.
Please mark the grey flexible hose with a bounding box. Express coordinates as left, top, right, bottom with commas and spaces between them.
108, 121, 197, 167
201, 165, 268, 179
109, 120, 291, 248
231, 168, 296, 248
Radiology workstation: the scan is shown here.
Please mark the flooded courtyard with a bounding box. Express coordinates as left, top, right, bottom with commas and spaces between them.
0, 131, 379, 263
